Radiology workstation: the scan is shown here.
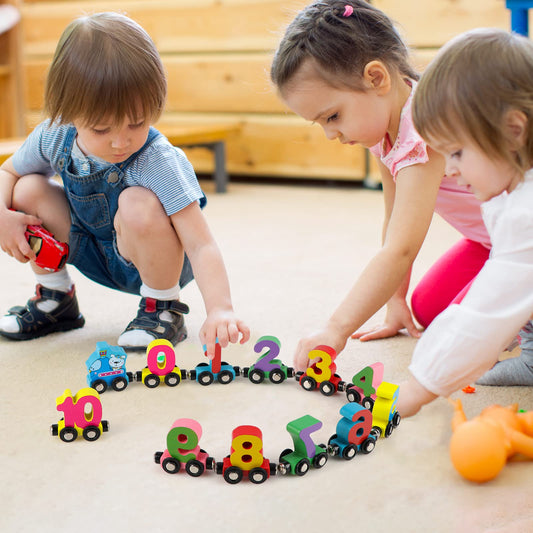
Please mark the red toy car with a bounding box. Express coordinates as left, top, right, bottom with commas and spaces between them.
25, 224, 68, 272
9, 209, 68, 271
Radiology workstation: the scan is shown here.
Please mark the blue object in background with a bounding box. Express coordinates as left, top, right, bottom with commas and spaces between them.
506, 0, 533, 36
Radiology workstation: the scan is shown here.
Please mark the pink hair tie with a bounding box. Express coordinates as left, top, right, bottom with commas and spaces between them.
343, 5, 354, 17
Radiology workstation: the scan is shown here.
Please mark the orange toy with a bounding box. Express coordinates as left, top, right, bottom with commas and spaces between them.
449, 399, 533, 483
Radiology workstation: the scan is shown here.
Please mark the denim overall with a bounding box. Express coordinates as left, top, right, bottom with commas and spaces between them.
58, 126, 194, 294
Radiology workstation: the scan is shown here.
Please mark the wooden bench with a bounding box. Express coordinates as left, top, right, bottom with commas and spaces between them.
159, 123, 240, 193
0, 123, 240, 192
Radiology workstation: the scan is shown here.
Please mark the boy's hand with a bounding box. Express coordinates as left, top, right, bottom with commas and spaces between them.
200, 308, 250, 359
293, 324, 347, 372
0, 208, 42, 263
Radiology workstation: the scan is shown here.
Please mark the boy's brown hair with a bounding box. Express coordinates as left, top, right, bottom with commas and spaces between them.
413, 28, 533, 173
45, 12, 166, 127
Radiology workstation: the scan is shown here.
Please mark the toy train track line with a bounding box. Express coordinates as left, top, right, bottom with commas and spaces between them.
50, 336, 401, 485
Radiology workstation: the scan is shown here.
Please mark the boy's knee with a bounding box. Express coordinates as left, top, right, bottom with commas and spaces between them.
116, 187, 168, 235
12, 174, 49, 210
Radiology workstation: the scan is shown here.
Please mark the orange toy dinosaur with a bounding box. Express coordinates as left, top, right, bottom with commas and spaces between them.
449, 399, 533, 482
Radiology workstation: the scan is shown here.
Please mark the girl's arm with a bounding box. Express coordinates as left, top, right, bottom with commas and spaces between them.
170, 202, 250, 357
0, 157, 41, 262
293, 149, 444, 370
352, 160, 420, 341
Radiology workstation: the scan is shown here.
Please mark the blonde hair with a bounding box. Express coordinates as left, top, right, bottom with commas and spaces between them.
270, 0, 418, 93
44, 12, 166, 127
413, 28, 533, 173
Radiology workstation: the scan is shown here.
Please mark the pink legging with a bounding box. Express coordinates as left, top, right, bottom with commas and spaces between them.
411, 238, 490, 329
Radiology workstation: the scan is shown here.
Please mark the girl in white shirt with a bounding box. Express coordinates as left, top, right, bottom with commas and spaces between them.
398, 28, 533, 417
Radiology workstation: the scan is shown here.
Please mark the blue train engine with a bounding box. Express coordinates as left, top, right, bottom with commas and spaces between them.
86, 341, 133, 393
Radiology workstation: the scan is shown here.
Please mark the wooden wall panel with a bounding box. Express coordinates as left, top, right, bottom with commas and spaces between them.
25, 52, 286, 113
12, 0, 516, 182
21, 0, 306, 56
375, 0, 509, 47
142, 114, 367, 180
24, 54, 285, 114
165, 54, 283, 114
23, 59, 45, 111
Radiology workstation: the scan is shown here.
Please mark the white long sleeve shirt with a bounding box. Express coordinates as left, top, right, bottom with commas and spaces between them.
409, 171, 533, 397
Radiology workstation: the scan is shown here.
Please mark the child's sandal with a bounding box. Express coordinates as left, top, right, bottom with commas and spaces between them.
0, 284, 85, 340
118, 297, 189, 350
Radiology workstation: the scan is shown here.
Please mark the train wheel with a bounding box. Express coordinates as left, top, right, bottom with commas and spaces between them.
300, 376, 317, 391
342, 444, 357, 460
186, 459, 205, 477
313, 451, 328, 468
295, 459, 310, 476
217, 370, 233, 384
392, 412, 401, 427
362, 397, 375, 410
319, 381, 335, 396
198, 371, 214, 386
82, 426, 101, 442
361, 437, 376, 454
249, 467, 268, 484
162, 457, 181, 474
269, 369, 285, 384
346, 387, 362, 404
112, 377, 128, 391
92, 380, 107, 394
144, 374, 160, 388
165, 373, 180, 387
59, 427, 78, 442
249, 369, 265, 384
223, 466, 243, 484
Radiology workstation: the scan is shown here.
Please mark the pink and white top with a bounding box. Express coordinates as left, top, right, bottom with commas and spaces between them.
369, 82, 491, 249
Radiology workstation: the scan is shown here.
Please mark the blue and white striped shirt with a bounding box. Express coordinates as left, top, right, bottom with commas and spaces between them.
12, 120, 204, 216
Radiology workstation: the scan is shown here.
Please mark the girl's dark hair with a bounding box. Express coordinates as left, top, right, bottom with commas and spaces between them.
271, 0, 418, 92
45, 12, 166, 127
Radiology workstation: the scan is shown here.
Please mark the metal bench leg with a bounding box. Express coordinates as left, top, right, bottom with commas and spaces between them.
213, 141, 228, 193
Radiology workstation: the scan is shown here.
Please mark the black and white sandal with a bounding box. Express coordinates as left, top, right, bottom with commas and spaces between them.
118, 297, 189, 350
0, 284, 85, 340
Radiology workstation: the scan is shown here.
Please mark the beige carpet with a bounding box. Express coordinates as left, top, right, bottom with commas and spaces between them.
1, 180, 532, 533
